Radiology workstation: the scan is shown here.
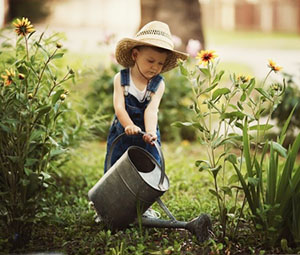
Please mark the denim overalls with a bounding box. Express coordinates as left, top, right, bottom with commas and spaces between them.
104, 68, 163, 173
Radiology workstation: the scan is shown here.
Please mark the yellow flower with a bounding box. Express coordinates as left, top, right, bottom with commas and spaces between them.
268, 59, 282, 73
196, 50, 218, 66
13, 17, 35, 36
1, 69, 15, 86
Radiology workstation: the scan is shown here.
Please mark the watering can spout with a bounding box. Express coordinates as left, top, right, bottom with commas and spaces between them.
140, 213, 212, 243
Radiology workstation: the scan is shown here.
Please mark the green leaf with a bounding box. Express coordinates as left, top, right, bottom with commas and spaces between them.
172, 121, 193, 127
212, 88, 231, 101
266, 142, 277, 205
202, 83, 218, 94
50, 149, 66, 157
30, 130, 44, 141
230, 158, 256, 215
269, 141, 287, 158
195, 160, 210, 167
237, 101, 244, 111
248, 177, 259, 187
212, 70, 225, 85
220, 186, 232, 196
240, 92, 246, 102
52, 89, 65, 104
25, 158, 39, 167
221, 111, 245, 121
211, 165, 222, 178
199, 67, 209, 76
35, 106, 51, 120
0, 123, 11, 133
7, 156, 19, 163
24, 168, 33, 176
51, 53, 64, 60
255, 88, 272, 101
249, 124, 273, 131
34, 42, 49, 57
179, 63, 188, 76
228, 174, 239, 184
243, 118, 253, 178
279, 104, 297, 145
49, 136, 59, 146
209, 189, 222, 199
276, 133, 300, 204
172, 121, 205, 132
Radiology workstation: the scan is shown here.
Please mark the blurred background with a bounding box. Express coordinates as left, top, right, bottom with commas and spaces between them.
1, 0, 300, 142
1, 0, 300, 80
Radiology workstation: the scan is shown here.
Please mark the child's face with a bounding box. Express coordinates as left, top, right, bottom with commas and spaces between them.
132, 47, 168, 79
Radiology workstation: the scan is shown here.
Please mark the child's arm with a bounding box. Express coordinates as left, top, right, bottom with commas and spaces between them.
113, 73, 141, 135
143, 80, 165, 144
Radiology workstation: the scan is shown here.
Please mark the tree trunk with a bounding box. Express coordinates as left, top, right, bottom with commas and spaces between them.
139, 0, 205, 51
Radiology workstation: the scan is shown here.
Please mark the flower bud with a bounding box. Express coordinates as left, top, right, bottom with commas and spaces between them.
60, 94, 66, 101
56, 42, 62, 48
64, 89, 69, 95
18, 73, 25, 80
28, 93, 33, 100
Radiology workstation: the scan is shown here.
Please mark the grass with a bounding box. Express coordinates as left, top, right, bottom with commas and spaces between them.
4, 140, 298, 254
0, 141, 223, 254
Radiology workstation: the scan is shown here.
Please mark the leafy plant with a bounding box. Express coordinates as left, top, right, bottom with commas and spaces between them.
177, 51, 300, 248
0, 18, 77, 248
270, 72, 300, 147
84, 62, 117, 139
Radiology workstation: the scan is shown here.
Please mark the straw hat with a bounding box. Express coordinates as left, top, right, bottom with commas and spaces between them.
115, 21, 188, 73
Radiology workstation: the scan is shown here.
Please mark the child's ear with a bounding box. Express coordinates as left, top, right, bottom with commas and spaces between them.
132, 48, 138, 61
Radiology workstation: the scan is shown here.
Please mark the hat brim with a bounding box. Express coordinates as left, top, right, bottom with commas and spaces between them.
115, 38, 188, 73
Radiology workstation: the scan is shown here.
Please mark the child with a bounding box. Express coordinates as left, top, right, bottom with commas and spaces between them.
104, 20, 188, 174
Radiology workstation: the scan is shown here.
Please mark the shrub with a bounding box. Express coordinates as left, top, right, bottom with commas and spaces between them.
0, 18, 79, 248
270, 72, 300, 147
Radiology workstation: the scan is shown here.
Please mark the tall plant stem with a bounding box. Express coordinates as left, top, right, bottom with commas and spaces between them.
25, 36, 29, 61
33, 48, 57, 97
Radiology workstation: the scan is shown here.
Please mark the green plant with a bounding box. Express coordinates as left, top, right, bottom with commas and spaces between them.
177, 51, 300, 248
84, 62, 117, 139
270, 72, 300, 146
0, 18, 77, 248
160, 66, 196, 141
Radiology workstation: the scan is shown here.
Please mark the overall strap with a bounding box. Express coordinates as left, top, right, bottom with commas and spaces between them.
120, 68, 130, 96
147, 75, 163, 93
143, 74, 163, 102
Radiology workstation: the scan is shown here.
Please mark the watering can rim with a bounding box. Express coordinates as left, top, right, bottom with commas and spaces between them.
106, 131, 166, 190
126, 145, 169, 192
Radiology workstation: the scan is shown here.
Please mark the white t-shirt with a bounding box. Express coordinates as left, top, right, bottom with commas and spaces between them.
129, 73, 147, 102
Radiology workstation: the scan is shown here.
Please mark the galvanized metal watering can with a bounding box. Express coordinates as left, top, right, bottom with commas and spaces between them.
88, 132, 211, 242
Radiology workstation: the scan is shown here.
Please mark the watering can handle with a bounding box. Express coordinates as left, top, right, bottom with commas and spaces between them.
106, 131, 166, 190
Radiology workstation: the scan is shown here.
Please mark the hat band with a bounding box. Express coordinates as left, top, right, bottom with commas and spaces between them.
136, 29, 172, 40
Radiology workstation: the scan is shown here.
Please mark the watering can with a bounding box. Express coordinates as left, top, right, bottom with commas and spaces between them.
88, 132, 212, 242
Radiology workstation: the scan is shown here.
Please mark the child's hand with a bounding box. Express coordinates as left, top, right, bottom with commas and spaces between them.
124, 124, 141, 136
143, 132, 157, 145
